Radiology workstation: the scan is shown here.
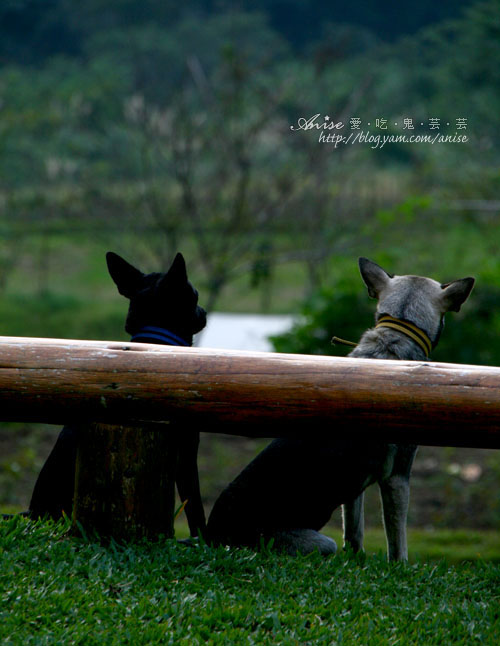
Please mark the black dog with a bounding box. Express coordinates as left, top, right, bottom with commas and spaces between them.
28, 251, 207, 536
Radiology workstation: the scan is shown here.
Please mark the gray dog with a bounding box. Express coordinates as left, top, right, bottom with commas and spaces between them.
205, 258, 475, 560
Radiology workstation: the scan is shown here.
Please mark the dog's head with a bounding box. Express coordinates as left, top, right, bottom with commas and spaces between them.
106, 251, 207, 344
358, 257, 475, 347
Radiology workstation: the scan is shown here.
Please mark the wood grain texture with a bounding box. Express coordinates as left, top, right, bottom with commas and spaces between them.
1, 336, 500, 448
73, 423, 177, 541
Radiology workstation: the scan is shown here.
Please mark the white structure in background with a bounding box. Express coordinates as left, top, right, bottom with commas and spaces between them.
197, 313, 296, 352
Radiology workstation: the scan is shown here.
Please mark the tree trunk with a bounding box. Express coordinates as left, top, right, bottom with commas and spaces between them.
72, 422, 177, 541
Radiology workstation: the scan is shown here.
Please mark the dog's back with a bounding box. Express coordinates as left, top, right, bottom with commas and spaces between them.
206, 437, 394, 547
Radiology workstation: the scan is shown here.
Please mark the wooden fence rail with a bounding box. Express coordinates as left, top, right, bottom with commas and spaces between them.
1, 336, 500, 446
1, 335, 500, 539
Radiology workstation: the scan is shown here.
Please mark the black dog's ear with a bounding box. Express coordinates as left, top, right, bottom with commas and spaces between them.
106, 252, 144, 298
165, 252, 188, 283
440, 277, 475, 312
358, 257, 393, 299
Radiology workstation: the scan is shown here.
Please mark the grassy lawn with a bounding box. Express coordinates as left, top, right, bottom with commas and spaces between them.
175, 521, 500, 566
1, 517, 499, 645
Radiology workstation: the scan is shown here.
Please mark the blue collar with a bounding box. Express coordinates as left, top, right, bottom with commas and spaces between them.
130, 326, 191, 347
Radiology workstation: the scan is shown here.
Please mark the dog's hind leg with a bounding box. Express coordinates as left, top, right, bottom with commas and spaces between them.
342, 493, 365, 553
271, 529, 337, 556
176, 429, 206, 537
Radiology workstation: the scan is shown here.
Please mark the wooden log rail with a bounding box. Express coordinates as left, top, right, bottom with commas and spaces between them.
1, 336, 500, 446
1, 335, 500, 539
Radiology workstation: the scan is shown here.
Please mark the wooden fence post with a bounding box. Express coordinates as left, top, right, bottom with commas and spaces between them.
72, 423, 177, 541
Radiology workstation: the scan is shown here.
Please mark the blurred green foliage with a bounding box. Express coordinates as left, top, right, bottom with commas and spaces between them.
0, 1, 472, 65
0, 1, 498, 309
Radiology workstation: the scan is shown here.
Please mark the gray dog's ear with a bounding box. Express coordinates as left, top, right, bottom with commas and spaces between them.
358, 257, 393, 299
440, 277, 475, 312
106, 252, 144, 298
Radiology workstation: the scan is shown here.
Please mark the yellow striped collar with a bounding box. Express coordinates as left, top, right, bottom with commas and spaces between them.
375, 315, 432, 357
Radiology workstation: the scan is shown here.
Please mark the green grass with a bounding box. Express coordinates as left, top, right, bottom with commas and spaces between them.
2, 517, 499, 645
175, 521, 500, 565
